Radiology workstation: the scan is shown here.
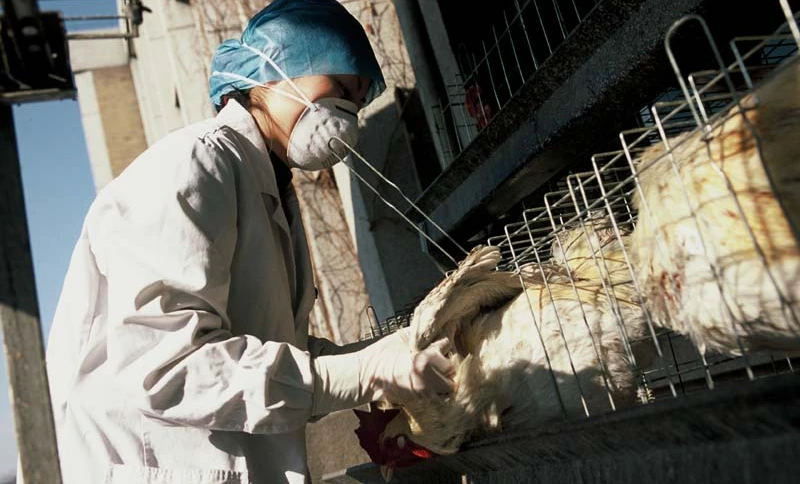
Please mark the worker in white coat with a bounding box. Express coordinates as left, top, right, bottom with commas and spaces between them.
43, 1, 454, 483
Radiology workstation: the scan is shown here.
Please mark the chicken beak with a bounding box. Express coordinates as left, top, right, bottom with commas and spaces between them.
380, 465, 394, 482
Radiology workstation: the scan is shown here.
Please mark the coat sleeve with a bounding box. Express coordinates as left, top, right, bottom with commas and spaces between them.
91, 134, 315, 435
308, 335, 380, 357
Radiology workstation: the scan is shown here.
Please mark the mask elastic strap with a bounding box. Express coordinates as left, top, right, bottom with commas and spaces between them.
240, 42, 315, 109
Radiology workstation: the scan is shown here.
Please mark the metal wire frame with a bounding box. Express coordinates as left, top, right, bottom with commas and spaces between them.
360, 306, 416, 340
589, 144, 726, 395
482, 2, 800, 419
431, 0, 601, 164
345, 0, 800, 429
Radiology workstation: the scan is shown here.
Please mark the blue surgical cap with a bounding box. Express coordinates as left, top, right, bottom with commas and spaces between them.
209, 0, 386, 110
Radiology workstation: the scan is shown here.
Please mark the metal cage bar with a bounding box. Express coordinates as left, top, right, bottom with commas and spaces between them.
432, 0, 601, 162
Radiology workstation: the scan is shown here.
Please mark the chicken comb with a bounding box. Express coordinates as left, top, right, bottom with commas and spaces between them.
353, 404, 438, 469
353, 405, 400, 465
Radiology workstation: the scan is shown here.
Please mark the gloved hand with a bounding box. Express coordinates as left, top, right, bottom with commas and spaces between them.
311, 327, 455, 417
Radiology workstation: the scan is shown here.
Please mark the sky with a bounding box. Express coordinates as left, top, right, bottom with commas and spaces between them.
1, 0, 120, 479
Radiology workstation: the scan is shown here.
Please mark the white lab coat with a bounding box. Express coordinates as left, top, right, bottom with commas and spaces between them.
44, 100, 320, 484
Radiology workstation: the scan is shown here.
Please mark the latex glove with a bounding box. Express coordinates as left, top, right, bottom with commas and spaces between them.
311, 327, 455, 417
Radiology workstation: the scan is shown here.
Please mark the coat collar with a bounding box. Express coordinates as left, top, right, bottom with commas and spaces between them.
214, 99, 293, 239
215, 99, 269, 158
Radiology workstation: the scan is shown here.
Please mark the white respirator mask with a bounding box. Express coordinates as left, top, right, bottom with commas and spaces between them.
285, 97, 359, 171
212, 43, 360, 171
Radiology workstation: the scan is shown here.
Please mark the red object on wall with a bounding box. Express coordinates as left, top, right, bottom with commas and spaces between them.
465, 83, 492, 129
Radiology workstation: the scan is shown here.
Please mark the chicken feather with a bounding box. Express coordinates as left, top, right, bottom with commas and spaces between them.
410, 245, 524, 352
369, 220, 651, 472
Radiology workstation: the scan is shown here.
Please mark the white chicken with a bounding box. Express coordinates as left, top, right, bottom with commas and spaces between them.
628, 56, 800, 355
354, 218, 653, 479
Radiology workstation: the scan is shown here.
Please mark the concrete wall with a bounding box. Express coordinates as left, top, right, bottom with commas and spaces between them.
69, 32, 136, 191
69, 34, 128, 72
92, 66, 148, 177
73, 71, 114, 193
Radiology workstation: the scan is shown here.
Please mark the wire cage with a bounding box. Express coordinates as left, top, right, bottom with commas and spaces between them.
353, 0, 800, 454
481, 0, 800, 417
360, 306, 415, 340
432, 0, 602, 164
